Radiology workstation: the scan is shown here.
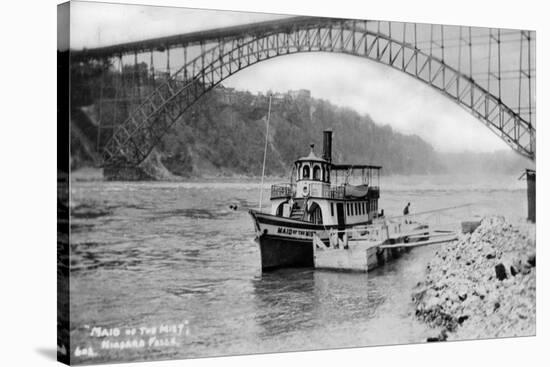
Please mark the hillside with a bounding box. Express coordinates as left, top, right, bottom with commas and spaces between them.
80, 87, 444, 177
69, 68, 532, 179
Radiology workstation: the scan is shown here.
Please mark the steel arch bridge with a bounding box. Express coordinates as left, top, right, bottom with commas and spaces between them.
72, 16, 536, 169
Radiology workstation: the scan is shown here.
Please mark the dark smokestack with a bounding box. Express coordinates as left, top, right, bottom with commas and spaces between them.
322, 130, 332, 163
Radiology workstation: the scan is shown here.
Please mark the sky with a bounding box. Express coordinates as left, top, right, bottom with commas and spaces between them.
69, 1, 510, 153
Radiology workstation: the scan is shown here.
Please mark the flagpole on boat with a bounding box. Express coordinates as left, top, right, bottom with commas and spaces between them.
258, 94, 272, 211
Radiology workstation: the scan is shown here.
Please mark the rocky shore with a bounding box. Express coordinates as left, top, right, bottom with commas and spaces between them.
413, 216, 535, 341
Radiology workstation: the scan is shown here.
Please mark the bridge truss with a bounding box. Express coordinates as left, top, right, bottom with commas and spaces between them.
72, 16, 536, 167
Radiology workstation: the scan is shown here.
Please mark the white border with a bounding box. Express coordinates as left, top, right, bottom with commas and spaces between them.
1, 0, 547, 366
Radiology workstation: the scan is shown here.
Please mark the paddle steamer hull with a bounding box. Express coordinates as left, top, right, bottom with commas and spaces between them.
249, 210, 329, 270
257, 234, 313, 270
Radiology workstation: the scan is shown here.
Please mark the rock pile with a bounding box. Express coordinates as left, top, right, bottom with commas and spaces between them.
412, 216, 535, 341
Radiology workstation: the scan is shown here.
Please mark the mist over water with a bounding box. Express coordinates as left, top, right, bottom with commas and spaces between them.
69, 174, 527, 363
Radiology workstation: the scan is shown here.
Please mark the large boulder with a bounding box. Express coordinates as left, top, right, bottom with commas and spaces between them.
495, 263, 507, 281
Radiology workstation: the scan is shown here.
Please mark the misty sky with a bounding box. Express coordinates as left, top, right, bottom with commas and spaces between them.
69, 1, 510, 153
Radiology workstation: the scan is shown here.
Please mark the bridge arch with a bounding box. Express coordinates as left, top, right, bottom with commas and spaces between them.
99, 18, 535, 166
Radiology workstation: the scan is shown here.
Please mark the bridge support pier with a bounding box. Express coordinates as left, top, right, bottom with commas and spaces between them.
104, 165, 155, 181
526, 169, 536, 223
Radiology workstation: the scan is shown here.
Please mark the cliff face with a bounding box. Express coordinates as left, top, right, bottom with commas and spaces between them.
152, 88, 445, 177
70, 86, 534, 179
70, 86, 445, 178
69, 62, 533, 179
70, 107, 102, 170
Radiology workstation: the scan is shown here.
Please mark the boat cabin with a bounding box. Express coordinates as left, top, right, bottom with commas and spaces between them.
270, 131, 381, 227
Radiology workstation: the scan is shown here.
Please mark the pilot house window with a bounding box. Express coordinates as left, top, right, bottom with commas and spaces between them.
302, 165, 310, 179
313, 165, 321, 180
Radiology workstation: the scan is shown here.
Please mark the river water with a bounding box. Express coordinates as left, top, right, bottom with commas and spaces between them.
68, 174, 527, 364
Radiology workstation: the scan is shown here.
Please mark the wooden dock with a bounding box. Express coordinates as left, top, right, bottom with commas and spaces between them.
312, 218, 458, 273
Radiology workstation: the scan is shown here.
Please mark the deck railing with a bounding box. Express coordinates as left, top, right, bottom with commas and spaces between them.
310, 183, 345, 199
270, 184, 296, 199
271, 183, 350, 199
270, 183, 380, 200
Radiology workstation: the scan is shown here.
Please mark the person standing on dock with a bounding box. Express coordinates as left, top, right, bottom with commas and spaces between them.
403, 202, 411, 223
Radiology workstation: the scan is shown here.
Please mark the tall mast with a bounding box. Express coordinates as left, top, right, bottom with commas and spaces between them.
258, 94, 272, 211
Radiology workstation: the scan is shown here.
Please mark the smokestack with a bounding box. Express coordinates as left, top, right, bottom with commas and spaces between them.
322, 130, 332, 163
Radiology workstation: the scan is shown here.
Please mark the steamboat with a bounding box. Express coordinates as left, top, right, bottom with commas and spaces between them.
249, 130, 388, 270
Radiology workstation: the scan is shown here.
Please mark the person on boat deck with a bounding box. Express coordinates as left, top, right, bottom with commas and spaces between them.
403, 202, 411, 223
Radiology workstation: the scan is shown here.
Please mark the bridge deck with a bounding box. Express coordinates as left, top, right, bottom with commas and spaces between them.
72, 16, 329, 61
